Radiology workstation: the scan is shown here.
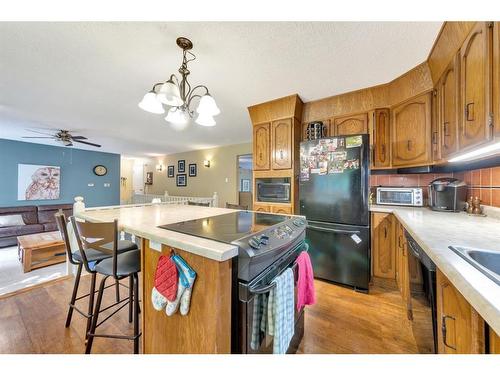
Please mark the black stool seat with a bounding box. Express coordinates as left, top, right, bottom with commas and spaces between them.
72, 240, 138, 263
95, 249, 141, 277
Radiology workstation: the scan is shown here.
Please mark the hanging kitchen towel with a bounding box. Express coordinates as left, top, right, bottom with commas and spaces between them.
151, 254, 178, 311
268, 268, 295, 354
250, 293, 267, 350
295, 251, 316, 311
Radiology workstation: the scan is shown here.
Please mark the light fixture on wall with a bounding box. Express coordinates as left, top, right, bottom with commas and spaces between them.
156, 164, 164, 172
138, 37, 220, 129
448, 142, 500, 163
203, 160, 211, 168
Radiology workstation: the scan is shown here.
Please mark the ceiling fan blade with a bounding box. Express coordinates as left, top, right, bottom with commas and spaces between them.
70, 135, 88, 140
73, 139, 101, 147
22, 136, 55, 139
26, 129, 55, 136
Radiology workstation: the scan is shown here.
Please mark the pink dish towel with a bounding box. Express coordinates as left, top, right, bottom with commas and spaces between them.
295, 251, 316, 311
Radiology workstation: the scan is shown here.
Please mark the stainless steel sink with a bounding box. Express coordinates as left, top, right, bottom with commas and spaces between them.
449, 246, 500, 285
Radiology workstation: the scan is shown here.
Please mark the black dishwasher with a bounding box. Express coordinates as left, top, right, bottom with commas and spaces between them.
404, 230, 438, 354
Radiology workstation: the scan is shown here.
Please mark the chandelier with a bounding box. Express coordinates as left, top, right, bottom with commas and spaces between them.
138, 37, 220, 129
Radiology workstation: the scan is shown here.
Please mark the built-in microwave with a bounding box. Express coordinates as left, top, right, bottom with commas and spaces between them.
256, 181, 291, 203
376, 187, 424, 207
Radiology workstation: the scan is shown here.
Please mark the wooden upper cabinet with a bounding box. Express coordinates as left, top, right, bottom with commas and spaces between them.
371, 213, 396, 279
332, 113, 369, 136
391, 93, 432, 167
438, 55, 460, 159
372, 108, 391, 168
253, 123, 270, 170
436, 269, 485, 354
271, 118, 292, 170
493, 22, 500, 136
459, 22, 493, 150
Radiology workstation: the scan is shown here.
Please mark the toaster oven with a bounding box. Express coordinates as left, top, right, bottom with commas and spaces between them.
376, 187, 424, 207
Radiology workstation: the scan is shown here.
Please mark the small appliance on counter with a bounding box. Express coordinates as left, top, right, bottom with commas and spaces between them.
428, 177, 467, 212
376, 187, 424, 207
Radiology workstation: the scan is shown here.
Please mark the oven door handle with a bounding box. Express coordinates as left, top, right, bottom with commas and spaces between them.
307, 225, 360, 235
248, 262, 299, 295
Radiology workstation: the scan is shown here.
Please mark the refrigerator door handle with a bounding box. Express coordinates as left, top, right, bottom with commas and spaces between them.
307, 225, 361, 235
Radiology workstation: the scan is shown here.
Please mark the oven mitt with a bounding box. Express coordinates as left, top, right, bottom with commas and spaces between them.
151, 255, 178, 311
174, 255, 197, 316
165, 255, 197, 316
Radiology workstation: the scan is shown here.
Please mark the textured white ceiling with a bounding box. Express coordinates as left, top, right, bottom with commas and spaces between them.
0, 22, 442, 157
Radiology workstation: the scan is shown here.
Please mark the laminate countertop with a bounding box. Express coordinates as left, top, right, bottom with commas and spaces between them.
75, 203, 239, 262
370, 204, 500, 334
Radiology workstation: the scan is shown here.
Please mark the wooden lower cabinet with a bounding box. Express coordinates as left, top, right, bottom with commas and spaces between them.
252, 203, 270, 212
436, 269, 485, 354
371, 213, 396, 279
252, 203, 293, 214
489, 328, 500, 354
395, 220, 412, 320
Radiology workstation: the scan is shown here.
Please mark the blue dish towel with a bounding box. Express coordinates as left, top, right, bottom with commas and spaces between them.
267, 268, 295, 354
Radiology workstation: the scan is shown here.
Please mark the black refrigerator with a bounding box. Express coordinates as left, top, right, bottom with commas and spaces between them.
299, 134, 370, 291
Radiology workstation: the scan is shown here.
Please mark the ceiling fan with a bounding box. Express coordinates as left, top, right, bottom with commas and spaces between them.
22, 129, 101, 148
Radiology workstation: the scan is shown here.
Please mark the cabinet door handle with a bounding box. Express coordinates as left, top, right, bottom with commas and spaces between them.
280, 150, 284, 159
441, 315, 457, 350
407, 140, 412, 151
465, 102, 474, 122
384, 227, 387, 239
432, 131, 438, 145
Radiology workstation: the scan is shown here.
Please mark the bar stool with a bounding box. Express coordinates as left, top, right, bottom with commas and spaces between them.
55, 212, 138, 340
70, 216, 141, 354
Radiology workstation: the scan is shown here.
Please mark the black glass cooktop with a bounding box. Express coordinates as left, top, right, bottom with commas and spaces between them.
159, 211, 291, 244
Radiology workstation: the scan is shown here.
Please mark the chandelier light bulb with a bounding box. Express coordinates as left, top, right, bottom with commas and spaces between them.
195, 113, 216, 127
165, 107, 189, 126
138, 92, 165, 114
196, 94, 220, 116
157, 80, 183, 107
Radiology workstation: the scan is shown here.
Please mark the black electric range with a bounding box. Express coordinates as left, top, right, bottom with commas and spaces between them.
159, 211, 307, 282
160, 210, 308, 354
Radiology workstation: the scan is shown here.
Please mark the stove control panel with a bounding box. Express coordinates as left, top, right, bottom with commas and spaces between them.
241, 217, 307, 253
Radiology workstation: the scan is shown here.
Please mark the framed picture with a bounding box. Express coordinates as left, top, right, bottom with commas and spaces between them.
178, 160, 185, 173
167, 165, 174, 178
188, 163, 197, 177
241, 179, 250, 192
176, 174, 187, 187
145, 171, 153, 185
18, 164, 60, 200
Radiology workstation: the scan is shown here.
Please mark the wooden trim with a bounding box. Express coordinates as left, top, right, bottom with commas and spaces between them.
0, 275, 71, 300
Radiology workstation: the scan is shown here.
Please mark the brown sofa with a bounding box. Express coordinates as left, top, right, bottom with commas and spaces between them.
0, 204, 73, 248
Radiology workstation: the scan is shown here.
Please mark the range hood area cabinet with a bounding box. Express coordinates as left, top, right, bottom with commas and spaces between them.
248, 94, 303, 214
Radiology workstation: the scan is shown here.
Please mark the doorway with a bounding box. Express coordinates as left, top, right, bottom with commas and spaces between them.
237, 154, 253, 210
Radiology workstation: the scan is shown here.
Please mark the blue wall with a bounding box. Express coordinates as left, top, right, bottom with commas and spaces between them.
0, 139, 120, 208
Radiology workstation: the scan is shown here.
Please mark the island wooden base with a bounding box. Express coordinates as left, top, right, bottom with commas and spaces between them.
141, 239, 233, 353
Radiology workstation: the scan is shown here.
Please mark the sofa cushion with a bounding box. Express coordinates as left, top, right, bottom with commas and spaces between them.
43, 223, 58, 232
0, 224, 44, 238
0, 214, 25, 227
37, 204, 73, 225
0, 206, 38, 225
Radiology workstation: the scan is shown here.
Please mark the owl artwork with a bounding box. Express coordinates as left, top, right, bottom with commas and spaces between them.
25, 167, 60, 200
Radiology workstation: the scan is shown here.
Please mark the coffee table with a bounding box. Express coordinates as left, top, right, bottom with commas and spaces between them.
17, 231, 66, 273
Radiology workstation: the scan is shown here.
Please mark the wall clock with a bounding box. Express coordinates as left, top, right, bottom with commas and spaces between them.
93, 165, 108, 176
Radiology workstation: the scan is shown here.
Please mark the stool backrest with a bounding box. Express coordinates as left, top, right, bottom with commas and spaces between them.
225, 203, 248, 210
70, 216, 119, 275
55, 211, 78, 266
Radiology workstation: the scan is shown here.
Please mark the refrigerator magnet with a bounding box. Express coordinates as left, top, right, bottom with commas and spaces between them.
346, 135, 362, 148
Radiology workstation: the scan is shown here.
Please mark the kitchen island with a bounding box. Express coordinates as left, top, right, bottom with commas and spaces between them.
76, 203, 239, 354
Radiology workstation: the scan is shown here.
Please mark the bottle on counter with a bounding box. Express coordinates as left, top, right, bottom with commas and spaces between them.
466, 196, 474, 214
472, 196, 482, 215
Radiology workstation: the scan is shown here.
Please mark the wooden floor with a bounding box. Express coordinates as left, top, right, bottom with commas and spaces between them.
0, 276, 433, 354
